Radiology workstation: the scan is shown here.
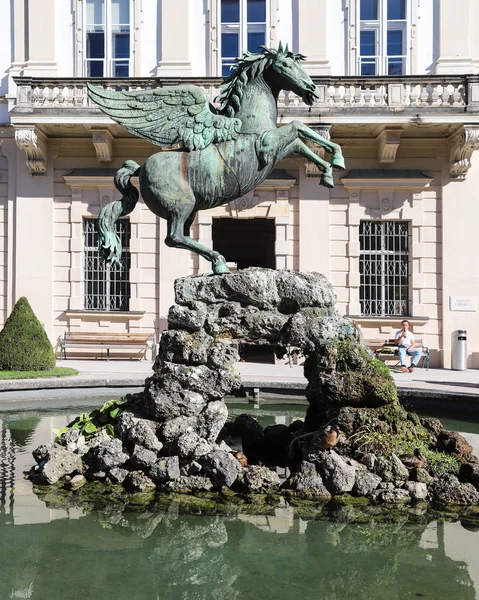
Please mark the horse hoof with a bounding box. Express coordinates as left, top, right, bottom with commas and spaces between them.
213, 256, 230, 275
320, 174, 334, 189
331, 154, 346, 170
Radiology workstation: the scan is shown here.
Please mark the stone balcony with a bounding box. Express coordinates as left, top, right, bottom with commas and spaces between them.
8, 74, 479, 178
11, 74, 479, 125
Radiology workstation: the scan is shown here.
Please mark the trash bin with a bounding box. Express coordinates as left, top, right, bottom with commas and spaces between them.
452, 330, 467, 371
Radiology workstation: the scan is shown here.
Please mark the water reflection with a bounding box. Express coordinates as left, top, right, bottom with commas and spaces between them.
0, 504, 477, 600
0, 407, 479, 599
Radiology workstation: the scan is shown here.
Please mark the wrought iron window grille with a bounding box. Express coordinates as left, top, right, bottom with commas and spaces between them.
359, 220, 410, 316
83, 217, 131, 311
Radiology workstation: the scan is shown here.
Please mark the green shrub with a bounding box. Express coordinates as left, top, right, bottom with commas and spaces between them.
0, 297, 56, 371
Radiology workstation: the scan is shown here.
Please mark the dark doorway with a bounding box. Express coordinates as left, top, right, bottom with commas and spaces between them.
212, 218, 275, 269
213, 218, 277, 363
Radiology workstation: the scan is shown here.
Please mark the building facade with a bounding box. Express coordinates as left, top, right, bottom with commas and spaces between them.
1, 0, 479, 368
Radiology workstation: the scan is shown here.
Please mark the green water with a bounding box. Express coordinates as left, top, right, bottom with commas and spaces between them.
1, 402, 479, 599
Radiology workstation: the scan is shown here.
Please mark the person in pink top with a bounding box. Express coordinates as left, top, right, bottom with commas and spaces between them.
395, 319, 421, 373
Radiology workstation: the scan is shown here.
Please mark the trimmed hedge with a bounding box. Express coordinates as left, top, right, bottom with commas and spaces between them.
0, 297, 56, 371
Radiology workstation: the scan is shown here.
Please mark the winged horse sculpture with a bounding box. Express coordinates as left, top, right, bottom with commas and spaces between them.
87, 44, 345, 274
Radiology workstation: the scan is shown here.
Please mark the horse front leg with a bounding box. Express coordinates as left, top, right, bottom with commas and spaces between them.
287, 140, 335, 188
165, 205, 229, 275
290, 121, 345, 170
271, 127, 335, 188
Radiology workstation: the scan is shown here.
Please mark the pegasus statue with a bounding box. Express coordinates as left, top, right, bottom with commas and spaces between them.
87, 43, 345, 274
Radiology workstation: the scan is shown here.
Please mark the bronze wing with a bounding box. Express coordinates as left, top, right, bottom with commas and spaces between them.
87, 83, 242, 151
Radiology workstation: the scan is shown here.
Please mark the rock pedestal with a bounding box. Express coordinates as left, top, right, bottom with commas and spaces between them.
29, 268, 479, 509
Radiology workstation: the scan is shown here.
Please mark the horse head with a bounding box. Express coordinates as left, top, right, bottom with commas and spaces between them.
262, 42, 320, 106
216, 43, 320, 117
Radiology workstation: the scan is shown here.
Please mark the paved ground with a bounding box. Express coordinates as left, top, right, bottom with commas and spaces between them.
0, 359, 478, 402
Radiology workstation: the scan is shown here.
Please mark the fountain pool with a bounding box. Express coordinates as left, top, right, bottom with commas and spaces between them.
1, 398, 478, 600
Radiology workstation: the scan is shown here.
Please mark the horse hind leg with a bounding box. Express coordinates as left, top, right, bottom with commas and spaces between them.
165, 205, 230, 275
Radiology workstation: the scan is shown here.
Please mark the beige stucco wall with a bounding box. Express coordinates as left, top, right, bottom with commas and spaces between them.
441, 164, 479, 369
0, 156, 7, 328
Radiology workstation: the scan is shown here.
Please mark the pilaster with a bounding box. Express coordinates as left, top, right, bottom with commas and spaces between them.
23, 0, 57, 76
296, 0, 330, 75
157, 0, 192, 76
435, 0, 474, 74
15, 152, 54, 337
298, 165, 330, 275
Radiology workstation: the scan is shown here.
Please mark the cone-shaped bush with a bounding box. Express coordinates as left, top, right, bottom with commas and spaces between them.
0, 297, 56, 371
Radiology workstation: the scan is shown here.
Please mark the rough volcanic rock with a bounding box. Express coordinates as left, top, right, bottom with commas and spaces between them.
429, 474, 479, 505
201, 450, 242, 488
109, 467, 129, 484
28, 267, 479, 512
436, 430, 473, 460
460, 458, 479, 488
175, 432, 212, 459
167, 302, 207, 332
283, 461, 331, 499
313, 450, 356, 495
33, 446, 83, 484
374, 488, 411, 504
164, 475, 214, 493
404, 481, 428, 501
124, 471, 156, 493
353, 469, 382, 497
234, 466, 281, 493
196, 401, 229, 443
149, 457, 180, 482
375, 454, 409, 484
410, 467, 434, 484
129, 445, 159, 469
420, 417, 443, 437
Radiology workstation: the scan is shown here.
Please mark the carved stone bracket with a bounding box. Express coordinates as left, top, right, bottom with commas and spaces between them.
91, 128, 113, 162
14, 126, 47, 176
449, 125, 479, 180
377, 128, 403, 164
305, 125, 331, 179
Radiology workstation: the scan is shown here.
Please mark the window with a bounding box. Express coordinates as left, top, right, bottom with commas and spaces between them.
359, 221, 410, 316
83, 218, 131, 311
220, 0, 267, 77
85, 0, 131, 77
358, 0, 407, 75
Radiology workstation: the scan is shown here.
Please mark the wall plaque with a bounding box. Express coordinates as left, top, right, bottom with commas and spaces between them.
449, 296, 477, 312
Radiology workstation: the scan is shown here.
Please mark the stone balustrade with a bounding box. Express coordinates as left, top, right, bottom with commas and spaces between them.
12, 75, 479, 118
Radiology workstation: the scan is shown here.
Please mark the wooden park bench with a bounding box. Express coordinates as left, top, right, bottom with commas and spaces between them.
365, 338, 430, 370
59, 331, 157, 361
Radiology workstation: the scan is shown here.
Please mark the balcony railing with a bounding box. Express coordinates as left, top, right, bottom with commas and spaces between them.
12, 74, 479, 117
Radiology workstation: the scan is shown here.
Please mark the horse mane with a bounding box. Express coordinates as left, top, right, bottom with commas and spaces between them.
215, 43, 305, 117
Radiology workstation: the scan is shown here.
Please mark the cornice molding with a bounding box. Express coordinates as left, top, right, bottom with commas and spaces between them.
14, 126, 47, 176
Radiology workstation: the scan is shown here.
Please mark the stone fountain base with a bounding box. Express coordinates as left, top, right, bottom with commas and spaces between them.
29, 269, 479, 510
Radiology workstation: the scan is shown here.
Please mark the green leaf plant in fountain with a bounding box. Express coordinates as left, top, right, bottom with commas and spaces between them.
56, 398, 126, 440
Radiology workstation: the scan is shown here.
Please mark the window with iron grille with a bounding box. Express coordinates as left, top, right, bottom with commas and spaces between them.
359, 220, 410, 316
83, 218, 131, 311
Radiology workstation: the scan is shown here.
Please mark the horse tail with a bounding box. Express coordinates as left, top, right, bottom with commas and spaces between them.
98, 160, 141, 264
